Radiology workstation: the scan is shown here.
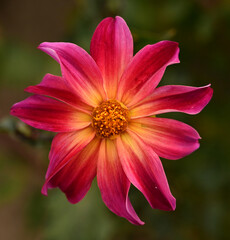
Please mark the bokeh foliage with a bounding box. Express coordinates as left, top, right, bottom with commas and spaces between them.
0, 0, 229, 239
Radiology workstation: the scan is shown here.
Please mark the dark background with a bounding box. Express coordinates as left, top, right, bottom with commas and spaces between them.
0, 0, 229, 239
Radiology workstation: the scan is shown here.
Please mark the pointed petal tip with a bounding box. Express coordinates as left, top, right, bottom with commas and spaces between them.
170, 201, 176, 211
38, 41, 53, 49
131, 218, 145, 226
202, 83, 212, 89
160, 40, 180, 64
115, 15, 123, 19
158, 195, 176, 211
37, 42, 60, 63
208, 85, 214, 97
200, 83, 213, 94
191, 84, 213, 114
24, 86, 33, 93
41, 184, 48, 196
161, 40, 180, 63
10, 106, 15, 116
37, 42, 43, 50
130, 214, 145, 226
171, 197, 176, 211
115, 16, 127, 23
10, 104, 20, 117
37, 42, 50, 51
153, 194, 176, 211
37, 42, 44, 49
175, 45, 180, 64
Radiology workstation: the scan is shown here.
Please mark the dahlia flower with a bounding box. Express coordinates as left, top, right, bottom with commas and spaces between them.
10, 16, 213, 225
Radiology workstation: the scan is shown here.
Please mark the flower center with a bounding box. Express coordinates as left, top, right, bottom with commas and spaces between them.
92, 100, 129, 139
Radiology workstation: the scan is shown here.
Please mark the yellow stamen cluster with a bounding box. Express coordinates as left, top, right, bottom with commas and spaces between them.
92, 100, 129, 139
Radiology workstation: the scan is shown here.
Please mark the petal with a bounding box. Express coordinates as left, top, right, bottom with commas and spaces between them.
38, 42, 106, 107
43, 136, 100, 204
10, 95, 91, 132
117, 132, 176, 211
25, 74, 92, 113
97, 139, 144, 225
117, 41, 180, 107
129, 117, 200, 160
130, 84, 213, 118
90, 16, 133, 99
44, 126, 96, 184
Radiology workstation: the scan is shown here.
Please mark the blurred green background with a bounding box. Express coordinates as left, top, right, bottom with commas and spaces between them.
0, 0, 229, 239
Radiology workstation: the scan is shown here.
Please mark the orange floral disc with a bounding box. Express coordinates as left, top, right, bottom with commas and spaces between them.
92, 100, 129, 139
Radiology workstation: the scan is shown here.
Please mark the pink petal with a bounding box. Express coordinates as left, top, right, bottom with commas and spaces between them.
10, 95, 91, 132
129, 117, 201, 160
130, 84, 213, 118
97, 139, 144, 225
44, 127, 96, 183
90, 16, 133, 99
43, 135, 99, 204
117, 41, 180, 107
117, 132, 176, 211
38, 42, 106, 107
25, 74, 92, 113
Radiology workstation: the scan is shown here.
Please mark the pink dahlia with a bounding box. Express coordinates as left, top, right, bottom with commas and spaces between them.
11, 16, 213, 225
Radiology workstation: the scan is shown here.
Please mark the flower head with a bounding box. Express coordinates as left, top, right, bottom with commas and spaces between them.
10, 16, 213, 225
